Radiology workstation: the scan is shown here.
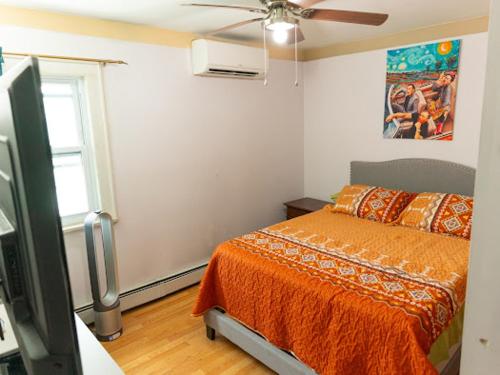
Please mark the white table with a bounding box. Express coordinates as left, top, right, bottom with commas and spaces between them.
76, 314, 124, 375
0, 305, 18, 358
0, 305, 123, 375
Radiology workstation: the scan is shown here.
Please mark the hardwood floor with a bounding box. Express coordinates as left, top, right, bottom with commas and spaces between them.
102, 285, 275, 375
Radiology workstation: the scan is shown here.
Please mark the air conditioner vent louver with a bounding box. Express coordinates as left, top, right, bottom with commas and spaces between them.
191, 39, 266, 80
207, 68, 259, 77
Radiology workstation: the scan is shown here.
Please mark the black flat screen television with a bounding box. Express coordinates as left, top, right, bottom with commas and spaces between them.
0, 57, 83, 375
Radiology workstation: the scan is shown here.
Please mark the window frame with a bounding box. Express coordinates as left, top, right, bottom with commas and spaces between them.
37, 60, 117, 232
42, 76, 99, 226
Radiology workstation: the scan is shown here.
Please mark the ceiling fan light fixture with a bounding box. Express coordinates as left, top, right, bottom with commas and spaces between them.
264, 16, 298, 44
266, 20, 295, 31
272, 28, 289, 44
264, 15, 298, 31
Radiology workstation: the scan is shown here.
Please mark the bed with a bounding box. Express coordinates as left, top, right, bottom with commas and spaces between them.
193, 158, 474, 375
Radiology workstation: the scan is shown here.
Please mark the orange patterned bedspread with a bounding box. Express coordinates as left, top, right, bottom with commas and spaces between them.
193, 206, 470, 375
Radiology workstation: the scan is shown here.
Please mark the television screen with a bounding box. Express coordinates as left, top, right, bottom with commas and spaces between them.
0, 57, 83, 375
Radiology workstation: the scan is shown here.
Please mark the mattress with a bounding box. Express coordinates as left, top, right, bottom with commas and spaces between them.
193, 206, 469, 375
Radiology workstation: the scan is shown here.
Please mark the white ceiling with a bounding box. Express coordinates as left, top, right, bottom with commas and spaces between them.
0, 0, 490, 49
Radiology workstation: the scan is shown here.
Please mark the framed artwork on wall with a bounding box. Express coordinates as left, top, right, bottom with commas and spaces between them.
383, 39, 461, 140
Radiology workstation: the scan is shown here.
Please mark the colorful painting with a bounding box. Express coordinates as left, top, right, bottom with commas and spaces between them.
383, 40, 461, 140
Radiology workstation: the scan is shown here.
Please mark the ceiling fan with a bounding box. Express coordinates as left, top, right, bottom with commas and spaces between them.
183, 0, 389, 45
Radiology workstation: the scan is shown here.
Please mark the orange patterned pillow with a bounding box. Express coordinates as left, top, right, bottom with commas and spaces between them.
397, 192, 474, 239
332, 184, 415, 224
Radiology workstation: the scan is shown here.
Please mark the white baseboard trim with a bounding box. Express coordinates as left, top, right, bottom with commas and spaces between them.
76, 264, 207, 324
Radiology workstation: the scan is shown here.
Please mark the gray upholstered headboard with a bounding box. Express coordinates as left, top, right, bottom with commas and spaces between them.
350, 158, 476, 196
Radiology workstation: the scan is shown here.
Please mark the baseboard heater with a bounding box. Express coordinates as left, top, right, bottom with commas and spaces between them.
75, 263, 207, 324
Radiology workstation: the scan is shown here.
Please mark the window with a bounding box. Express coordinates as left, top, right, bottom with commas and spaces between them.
42, 79, 98, 224
38, 60, 116, 230
2, 57, 116, 230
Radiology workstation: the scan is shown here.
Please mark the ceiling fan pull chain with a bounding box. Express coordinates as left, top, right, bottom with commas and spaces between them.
294, 24, 298, 87
263, 24, 268, 86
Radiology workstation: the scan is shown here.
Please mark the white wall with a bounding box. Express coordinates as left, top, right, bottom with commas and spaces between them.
0, 25, 304, 308
462, 3, 500, 373
304, 33, 488, 200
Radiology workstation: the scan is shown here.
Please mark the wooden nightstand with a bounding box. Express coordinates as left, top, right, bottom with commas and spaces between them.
284, 198, 331, 220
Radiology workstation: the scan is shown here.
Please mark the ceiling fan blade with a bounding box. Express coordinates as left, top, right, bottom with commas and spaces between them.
287, 0, 325, 8
305, 9, 388, 26
206, 17, 265, 35
182, 3, 267, 13
287, 27, 305, 44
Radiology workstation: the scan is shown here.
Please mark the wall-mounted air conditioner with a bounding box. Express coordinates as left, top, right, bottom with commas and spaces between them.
191, 39, 266, 80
